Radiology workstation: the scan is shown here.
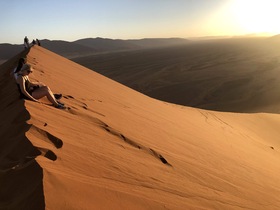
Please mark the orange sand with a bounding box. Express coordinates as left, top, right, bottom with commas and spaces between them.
1, 46, 280, 210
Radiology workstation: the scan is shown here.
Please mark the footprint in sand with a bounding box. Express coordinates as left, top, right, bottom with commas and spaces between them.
64, 95, 74, 99
64, 95, 105, 117
37, 147, 57, 161
30, 125, 63, 149
64, 95, 88, 107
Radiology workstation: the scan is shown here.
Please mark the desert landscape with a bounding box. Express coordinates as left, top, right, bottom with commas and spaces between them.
1, 44, 280, 210
4, 36, 279, 114
73, 36, 280, 114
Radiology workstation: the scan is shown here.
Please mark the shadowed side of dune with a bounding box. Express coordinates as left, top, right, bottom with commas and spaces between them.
0, 50, 45, 210
72, 40, 280, 114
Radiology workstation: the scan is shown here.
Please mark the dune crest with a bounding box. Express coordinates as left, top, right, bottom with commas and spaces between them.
1, 46, 280, 210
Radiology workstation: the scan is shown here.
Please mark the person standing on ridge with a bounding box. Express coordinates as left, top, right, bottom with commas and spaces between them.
24, 36, 29, 49
36, 39, 41, 46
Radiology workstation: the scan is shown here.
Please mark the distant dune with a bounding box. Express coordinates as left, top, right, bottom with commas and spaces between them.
127, 38, 190, 48
0, 37, 189, 62
39, 39, 96, 58
73, 37, 141, 52
73, 37, 280, 114
1, 45, 280, 210
74, 37, 190, 51
0, 43, 23, 63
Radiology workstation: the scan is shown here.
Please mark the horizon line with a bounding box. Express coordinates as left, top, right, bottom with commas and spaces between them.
1, 33, 278, 45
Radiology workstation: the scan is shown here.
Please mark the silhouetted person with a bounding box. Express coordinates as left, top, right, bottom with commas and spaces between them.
36, 39, 41, 46
24, 36, 29, 49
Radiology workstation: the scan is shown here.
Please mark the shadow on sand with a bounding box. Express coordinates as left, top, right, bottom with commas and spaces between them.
0, 49, 45, 210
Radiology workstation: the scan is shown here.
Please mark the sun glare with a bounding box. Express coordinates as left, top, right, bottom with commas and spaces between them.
230, 0, 280, 35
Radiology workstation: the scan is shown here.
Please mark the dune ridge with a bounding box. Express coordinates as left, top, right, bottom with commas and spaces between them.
0, 49, 45, 210
1, 46, 280, 209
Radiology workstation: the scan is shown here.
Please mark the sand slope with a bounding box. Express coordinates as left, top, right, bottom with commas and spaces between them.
1, 46, 280, 210
73, 38, 280, 113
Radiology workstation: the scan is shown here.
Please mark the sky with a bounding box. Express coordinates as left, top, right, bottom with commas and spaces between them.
1, 0, 280, 44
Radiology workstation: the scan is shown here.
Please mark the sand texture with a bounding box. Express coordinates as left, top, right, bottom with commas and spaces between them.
1, 46, 280, 210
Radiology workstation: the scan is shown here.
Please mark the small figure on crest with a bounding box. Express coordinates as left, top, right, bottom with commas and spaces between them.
24, 36, 29, 49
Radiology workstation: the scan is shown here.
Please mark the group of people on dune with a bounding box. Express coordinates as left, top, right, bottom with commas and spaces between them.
12, 56, 65, 109
24, 36, 41, 49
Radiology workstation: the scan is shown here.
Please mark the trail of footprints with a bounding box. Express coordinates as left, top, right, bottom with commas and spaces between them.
4, 94, 171, 172
64, 95, 105, 117
64, 94, 171, 166
32, 119, 171, 166
30, 125, 63, 162
30, 125, 63, 149
100, 122, 171, 166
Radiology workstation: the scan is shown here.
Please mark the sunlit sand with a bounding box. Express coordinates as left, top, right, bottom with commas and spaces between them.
1, 45, 280, 209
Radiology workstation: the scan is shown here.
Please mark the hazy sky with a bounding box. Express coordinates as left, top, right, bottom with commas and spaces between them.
1, 0, 280, 44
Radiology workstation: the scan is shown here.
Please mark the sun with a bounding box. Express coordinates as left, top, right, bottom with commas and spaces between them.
230, 0, 280, 35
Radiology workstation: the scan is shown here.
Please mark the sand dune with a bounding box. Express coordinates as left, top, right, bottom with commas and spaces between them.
0, 37, 189, 63
73, 37, 280, 113
0, 44, 23, 63
1, 46, 280, 210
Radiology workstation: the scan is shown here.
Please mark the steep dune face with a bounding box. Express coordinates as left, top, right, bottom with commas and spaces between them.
0, 50, 44, 210
1, 46, 280, 210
